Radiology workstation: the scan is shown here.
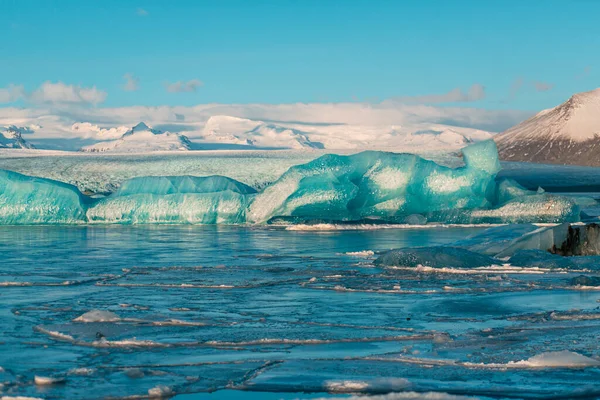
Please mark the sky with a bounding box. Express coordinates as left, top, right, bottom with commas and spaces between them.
0, 0, 599, 128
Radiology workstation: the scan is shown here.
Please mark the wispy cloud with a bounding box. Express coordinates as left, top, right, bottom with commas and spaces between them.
0, 84, 26, 103
29, 82, 107, 105
165, 79, 203, 93
576, 66, 592, 79
136, 8, 148, 16
123, 73, 139, 92
389, 84, 486, 104
532, 81, 554, 92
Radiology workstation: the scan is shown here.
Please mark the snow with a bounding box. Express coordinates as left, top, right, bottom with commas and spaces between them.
0, 109, 494, 152
200, 115, 492, 151
496, 87, 600, 165
81, 122, 191, 153
497, 88, 600, 143
0, 126, 35, 149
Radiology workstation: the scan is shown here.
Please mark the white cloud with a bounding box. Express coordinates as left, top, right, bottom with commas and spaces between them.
389, 84, 486, 104
29, 81, 107, 105
123, 73, 139, 92
0, 84, 26, 103
533, 81, 554, 92
165, 79, 203, 93
71, 122, 129, 140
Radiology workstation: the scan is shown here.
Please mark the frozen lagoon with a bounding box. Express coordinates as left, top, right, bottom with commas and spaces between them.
2, 146, 600, 398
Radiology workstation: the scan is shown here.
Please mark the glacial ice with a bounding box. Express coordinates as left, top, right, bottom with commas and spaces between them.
374, 247, 496, 269
87, 176, 256, 224
248, 140, 501, 223
0, 169, 87, 224
0, 140, 583, 225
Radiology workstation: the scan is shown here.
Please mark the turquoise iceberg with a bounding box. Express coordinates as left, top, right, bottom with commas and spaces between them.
0, 170, 87, 224
0, 140, 582, 225
248, 140, 501, 223
87, 176, 256, 224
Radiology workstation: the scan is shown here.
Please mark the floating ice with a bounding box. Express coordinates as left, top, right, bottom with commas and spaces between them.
0, 141, 582, 225
248, 140, 501, 223
509, 351, 600, 368
34, 376, 66, 386
87, 175, 256, 224
0, 170, 87, 224
374, 247, 496, 269
74, 310, 120, 323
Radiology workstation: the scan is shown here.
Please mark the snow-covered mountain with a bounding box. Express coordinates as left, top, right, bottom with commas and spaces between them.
81, 122, 192, 153
202, 116, 324, 149
200, 115, 491, 151
0, 126, 36, 149
495, 88, 600, 165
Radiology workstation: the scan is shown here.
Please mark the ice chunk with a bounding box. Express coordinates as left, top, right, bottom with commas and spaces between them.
34, 375, 66, 385
87, 175, 255, 224
74, 310, 120, 322
0, 169, 87, 224
508, 250, 578, 269
494, 223, 600, 258
453, 224, 540, 256
374, 247, 496, 269
510, 351, 600, 368
248, 140, 500, 223
428, 194, 579, 225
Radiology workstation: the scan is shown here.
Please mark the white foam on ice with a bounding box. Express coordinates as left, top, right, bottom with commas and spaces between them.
344, 250, 375, 257
325, 377, 410, 393
148, 385, 174, 398
402, 264, 557, 275
327, 393, 478, 400
508, 351, 600, 368
1, 397, 45, 400
286, 223, 506, 231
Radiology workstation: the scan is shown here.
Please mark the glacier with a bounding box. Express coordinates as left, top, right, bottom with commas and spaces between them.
0, 140, 583, 225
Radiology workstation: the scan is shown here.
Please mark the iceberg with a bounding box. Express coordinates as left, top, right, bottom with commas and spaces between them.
0, 140, 583, 225
87, 176, 256, 224
248, 140, 501, 223
0, 169, 87, 224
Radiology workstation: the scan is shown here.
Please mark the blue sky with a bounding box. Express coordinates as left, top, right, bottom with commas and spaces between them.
1, 0, 598, 111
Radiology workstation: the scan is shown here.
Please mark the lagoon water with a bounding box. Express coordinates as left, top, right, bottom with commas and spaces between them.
2, 224, 600, 399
